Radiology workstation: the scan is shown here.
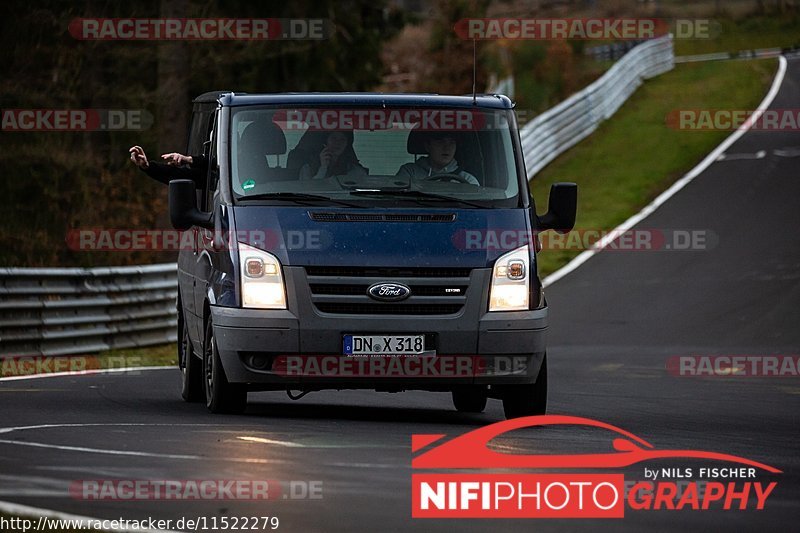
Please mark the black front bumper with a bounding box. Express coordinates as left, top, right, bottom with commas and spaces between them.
211, 267, 547, 390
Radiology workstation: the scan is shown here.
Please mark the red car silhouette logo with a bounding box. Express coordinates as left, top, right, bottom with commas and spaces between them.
412, 415, 781, 472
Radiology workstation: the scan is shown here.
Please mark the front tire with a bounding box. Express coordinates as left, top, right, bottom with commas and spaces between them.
203, 318, 247, 414
502, 354, 547, 419
179, 312, 204, 403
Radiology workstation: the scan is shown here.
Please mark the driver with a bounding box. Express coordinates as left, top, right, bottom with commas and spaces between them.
395, 132, 478, 185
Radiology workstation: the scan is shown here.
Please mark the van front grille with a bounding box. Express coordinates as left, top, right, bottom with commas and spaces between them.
305, 266, 471, 316
309, 284, 468, 297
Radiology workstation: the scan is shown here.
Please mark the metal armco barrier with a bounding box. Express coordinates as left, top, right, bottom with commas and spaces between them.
674, 46, 789, 63
0, 263, 177, 357
584, 40, 645, 62
521, 34, 674, 180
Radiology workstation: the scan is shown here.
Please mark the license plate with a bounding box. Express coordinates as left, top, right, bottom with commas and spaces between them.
343, 334, 425, 355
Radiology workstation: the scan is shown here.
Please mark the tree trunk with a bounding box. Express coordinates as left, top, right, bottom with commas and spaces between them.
157, 0, 190, 152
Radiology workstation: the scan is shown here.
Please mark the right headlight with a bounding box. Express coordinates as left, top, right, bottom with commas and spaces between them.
238, 242, 287, 309
489, 244, 530, 311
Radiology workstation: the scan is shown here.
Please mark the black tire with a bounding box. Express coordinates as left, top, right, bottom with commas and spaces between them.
203, 318, 247, 414
452, 387, 488, 413
502, 355, 547, 419
179, 313, 204, 403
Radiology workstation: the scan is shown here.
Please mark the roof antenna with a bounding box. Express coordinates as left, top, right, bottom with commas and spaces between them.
472, 38, 477, 105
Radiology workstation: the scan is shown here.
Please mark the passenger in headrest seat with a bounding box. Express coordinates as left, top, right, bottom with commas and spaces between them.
396, 131, 479, 185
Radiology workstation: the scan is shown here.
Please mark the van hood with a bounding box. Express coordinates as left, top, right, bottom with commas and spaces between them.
231, 206, 532, 268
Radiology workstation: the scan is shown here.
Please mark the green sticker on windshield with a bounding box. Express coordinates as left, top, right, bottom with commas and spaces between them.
242, 179, 255, 190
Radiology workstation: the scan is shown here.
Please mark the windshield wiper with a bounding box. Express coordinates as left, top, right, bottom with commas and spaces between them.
348, 189, 486, 208
238, 192, 362, 208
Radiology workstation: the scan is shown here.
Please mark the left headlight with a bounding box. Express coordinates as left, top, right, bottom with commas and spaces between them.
489, 244, 530, 312
238, 242, 287, 309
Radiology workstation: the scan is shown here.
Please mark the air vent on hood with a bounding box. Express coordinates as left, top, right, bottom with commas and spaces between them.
305, 266, 472, 278
309, 212, 456, 223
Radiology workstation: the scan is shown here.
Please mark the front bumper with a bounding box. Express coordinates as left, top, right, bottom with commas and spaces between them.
211, 303, 547, 390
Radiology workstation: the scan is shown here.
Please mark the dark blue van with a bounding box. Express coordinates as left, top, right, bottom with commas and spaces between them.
170, 92, 576, 419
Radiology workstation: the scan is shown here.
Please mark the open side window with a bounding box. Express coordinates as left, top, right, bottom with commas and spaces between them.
203, 110, 220, 212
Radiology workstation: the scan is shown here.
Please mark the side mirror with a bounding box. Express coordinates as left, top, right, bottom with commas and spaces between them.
538, 182, 577, 234
169, 179, 213, 230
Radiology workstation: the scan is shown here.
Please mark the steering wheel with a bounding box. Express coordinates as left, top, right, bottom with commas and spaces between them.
427, 173, 474, 184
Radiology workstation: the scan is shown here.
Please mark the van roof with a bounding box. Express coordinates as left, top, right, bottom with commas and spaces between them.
197, 92, 514, 109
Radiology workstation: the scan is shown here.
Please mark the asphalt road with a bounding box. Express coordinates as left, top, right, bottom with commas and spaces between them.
1, 57, 798, 532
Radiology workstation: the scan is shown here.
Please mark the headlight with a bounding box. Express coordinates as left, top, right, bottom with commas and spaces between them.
238, 242, 286, 309
489, 244, 530, 311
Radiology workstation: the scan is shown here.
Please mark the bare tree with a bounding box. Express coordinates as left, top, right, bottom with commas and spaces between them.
156, 0, 190, 152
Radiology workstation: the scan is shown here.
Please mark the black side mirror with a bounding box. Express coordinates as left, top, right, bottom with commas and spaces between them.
169, 179, 213, 230
538, 182, 577, 234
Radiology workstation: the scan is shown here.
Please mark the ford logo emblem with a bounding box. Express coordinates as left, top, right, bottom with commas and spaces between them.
367, 282, 411, 302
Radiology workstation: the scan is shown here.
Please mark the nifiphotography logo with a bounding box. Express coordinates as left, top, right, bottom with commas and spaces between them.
411, 415, 780, 518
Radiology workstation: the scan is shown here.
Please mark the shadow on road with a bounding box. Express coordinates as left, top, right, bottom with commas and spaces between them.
240, 396, 501, 427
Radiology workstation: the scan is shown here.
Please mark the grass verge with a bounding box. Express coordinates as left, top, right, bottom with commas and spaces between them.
96, 343, 177, 368
673, 15, 800, 56
0, 344, 176, 379
530, 58, 777, 277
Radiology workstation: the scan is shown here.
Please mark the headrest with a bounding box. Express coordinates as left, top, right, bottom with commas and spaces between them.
240, 120, 287, 156
406, 129, 460, 155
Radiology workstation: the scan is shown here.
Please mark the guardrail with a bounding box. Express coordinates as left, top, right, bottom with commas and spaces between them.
521, 34, 674, 179
584, 40, 645, 62
0, 263, 177, 357
674, 47, 787, 63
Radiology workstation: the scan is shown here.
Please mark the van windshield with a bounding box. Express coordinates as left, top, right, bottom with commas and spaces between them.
229, 106, 522, 208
